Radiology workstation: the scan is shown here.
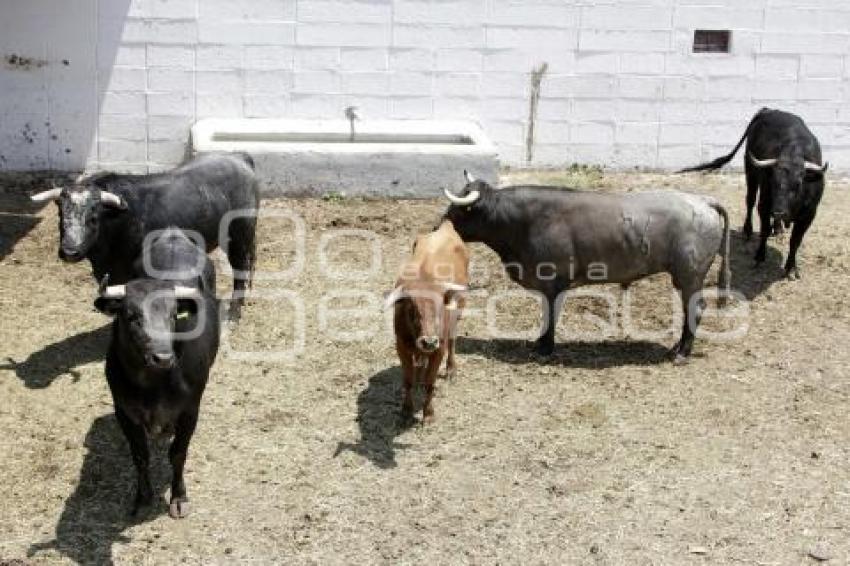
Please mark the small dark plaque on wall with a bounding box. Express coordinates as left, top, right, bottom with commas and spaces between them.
693, 30, 731, 53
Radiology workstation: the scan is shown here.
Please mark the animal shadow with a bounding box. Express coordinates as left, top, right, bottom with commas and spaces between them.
457, 337, 671, 368
727, 228, 785, 300
334, 366, 415, 469
2, 324, 111, 389
27, 414, 171, 565
0, 192, 43, 261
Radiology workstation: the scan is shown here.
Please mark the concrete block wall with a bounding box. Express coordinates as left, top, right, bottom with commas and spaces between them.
2, 0, 850, 173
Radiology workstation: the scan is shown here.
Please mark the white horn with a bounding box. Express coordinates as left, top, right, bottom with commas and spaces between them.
30, 188, 62, 202
100, 191, 126, 209
173, 286, 200, 299
443, 187, 480, 206
804, 161, 826, 172
748, 152, 777, 168
383, 286, 405, 310
101, 285, 126, 299
464, 169, 476, 183
441, 282, 468, 293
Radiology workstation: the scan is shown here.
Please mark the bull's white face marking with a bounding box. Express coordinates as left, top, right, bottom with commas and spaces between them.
60, 188, 98, 254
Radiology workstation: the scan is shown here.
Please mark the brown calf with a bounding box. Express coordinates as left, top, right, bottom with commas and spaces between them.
385, 220, 469, 423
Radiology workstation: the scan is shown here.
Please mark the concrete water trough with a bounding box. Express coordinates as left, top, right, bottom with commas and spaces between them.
191, 118, 499, 197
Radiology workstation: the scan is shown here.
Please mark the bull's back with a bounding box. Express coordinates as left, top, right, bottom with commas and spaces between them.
409, 222, 469, 284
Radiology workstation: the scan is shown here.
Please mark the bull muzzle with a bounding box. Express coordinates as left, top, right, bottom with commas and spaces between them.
145, 351, 175, 369
416, 336, 440, 353
59, 246, 84, 262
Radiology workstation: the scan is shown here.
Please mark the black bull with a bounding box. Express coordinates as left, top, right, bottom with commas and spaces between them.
443, 176, 730, 364
31, 152, 260, 318
679, 108, 827, 279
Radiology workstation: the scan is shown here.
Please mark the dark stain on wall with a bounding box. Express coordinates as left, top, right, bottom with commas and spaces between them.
4, 53, 49, 70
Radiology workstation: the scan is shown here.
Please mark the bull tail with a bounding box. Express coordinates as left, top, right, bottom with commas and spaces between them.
709, 200, 731, 304
677, 108, 769, 173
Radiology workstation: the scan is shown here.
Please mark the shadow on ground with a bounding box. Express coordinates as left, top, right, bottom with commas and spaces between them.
334, 366, 415, 469
0, 193, 43, 262
457, 336, 671, 368
1, 324, 111, 388
27, 414, 171, 566
727, 229, 786, 300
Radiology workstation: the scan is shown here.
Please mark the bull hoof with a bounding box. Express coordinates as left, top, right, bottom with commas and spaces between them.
534, 342, 555, 357
400, 403, 414, 424
131, 490, 154, 517
785, 267, 801, 281
672, 353, 690, 366
168, 496, 190, 519
444, 367, 456, 380
422, 410, 435, 425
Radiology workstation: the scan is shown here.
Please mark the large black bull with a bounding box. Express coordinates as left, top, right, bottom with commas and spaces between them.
95, 229, 219, 518
31, 152, 260, 317
680, 108, 827, 279
443, 172, 730, 364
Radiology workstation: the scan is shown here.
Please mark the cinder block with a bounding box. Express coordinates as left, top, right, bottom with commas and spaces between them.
196, 45, 242, 70
148, 0, 197, 19
761, 33, 848, 55
705, 77, 753, 101
148, 140, 188, 165
536, 97, 572, 121
390, 97, 433, 119
149, 116, 194, 141
612, 144, 658, 169
435, 73, 480, 97
100, 44, 146, 69
394, 0, 483, 24
617, 99, 659, 122
291, 93, 345, 117
296, 0, 390, 23
481, 72, 527, 98
244, 70, 295, 94
620, 52, 665, 75
433, 96, 480, 119
341, 48, 388, 71
751, 79, 798, 102
574, 99, 618, 122
393, 25, 484, 49
245, 46, 295, 70
572, 122, 615, 144
581, 6, 673, 31
390, 72, 432, 96
199, 0, 296, 21
98, 139, 147, 163
798, 79, 843, 101
295, 48, 340, 70
147, 91, 194, 116
98, 115, 147, 141
478, 97, 526, 121
617, 122, 658, 144
342, 72, 390, 95
105, 68, 146, 92
580, 30, 670, 52
619, 76, 664, 99
198, 21, 295, 45
436, 49, 483, 72
663, 77, 705, 100
294, 70, 341, 94
764, 8, 850, 33
298, 22, 390, 47
197, 94, 243, 118
101, 92, 146, 115
535, 121, 570, 144
389, 49, 433, 72
575, 52, 618, 75
800, 55, 843, 78
121, 18, 198, 45
147, 69, 194, 92
244, 95, 289, 118
755, 55, 800, 80
674, 7, 763, 30
487, 27, 578, 51
486, 1, 580, 27
147, 45, 195, 69
196, 70, 242, 93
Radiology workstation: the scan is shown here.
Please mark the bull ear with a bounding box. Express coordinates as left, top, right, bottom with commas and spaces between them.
383, 286, 405, 310
94, 296, 122, 316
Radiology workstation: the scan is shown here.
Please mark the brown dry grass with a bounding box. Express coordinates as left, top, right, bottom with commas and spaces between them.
1, 171, 849, 565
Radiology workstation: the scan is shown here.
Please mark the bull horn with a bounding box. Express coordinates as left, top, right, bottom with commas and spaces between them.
100, 191, 127, 209
383, 286, 405, 310
30, 188, 62, 202
441, 282, 468, 293
748, 152, 777, 168
804, 161, 827, 173
443, 187, 480, 206
464, 169, 476, 183
101, 284, 126, 299
173, 286, 200, 299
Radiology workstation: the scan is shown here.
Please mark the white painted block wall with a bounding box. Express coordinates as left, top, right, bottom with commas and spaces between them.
2, 0, 850, 173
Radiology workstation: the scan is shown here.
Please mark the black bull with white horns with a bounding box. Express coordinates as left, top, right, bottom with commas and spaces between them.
679, 107, 827, 279
442, 171, 731, 364
30, 152, 260, 318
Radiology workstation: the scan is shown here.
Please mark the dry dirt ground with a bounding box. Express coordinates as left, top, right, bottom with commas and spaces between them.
1, 170, 849, 565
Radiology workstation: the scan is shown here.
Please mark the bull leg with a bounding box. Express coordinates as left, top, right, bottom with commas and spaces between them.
397, 344, 415, 422
421, 351, 445, 424
784, 213, 815, 280
444, 305, 461, 379
535, 287, 567, 356
673, 287, 707, 365
226, 218, 258, 321
754, 191, 772, 264
168, 410, 199, 519
743, 162, 759, 240
115, 407, 153, 516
